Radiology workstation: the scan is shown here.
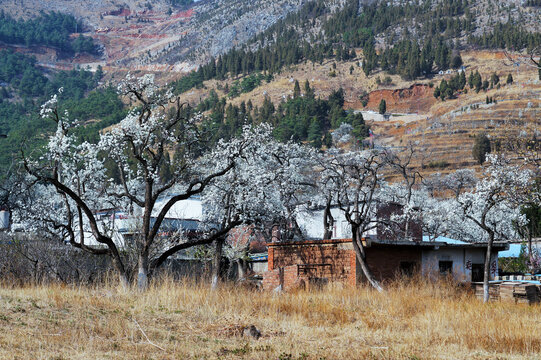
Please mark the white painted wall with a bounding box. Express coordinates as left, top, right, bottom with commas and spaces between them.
0, 210, 9, 229
422, 247, 498, 281
296, 208, 377, 240
151, 197, 202, 220
73, 197, 203, 249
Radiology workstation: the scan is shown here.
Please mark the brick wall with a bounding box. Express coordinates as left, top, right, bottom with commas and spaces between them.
262, 267, 282, 291
283, 265, 299, 291
263, 240, 425, 290
377, 203, 422, 241
364, 245, 422, 281
264, 239, 356, 290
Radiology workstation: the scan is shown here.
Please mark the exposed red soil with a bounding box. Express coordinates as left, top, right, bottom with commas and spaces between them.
365, 84, 436, 114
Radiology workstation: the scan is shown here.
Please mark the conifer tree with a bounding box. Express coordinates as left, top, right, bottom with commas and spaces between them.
472, 133, 491, 164
379, 99, 387, 115
293, 80, 301, 98
308, 117, 322, 148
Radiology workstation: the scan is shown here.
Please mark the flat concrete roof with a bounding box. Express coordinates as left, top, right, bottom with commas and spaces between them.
268, 238, 509, 251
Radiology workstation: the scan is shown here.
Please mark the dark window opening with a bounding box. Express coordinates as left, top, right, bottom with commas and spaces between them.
399, 261, 417, 277
471, 263, 484, 282
439, 261, 453, 275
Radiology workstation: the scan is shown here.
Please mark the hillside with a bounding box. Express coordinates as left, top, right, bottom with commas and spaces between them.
0, 0, 306, 70
172, 48, 539, 174
0, 0, 539, 173
0, 0, 539, 71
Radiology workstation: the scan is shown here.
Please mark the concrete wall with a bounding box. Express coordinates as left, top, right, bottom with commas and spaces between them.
422, 247, 498, 281
295, 208, 377, 239
251, 261, 268, 274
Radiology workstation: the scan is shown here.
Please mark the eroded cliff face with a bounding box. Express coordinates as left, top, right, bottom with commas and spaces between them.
364, 84, 437, 114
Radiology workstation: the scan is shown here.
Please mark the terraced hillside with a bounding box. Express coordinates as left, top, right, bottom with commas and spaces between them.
173, 49, 539, 175
368, 51, 540, 172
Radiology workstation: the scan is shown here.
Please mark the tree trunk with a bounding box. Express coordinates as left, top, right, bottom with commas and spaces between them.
351, 226, 383, 292
483, 233, 494, 303
111, 254, 130, 289
237, 259, 246, 280
323, 198, 334, 240
211, 238, 224, 290
528, 231, 534, 274
403, 211, 410, 241
137, 251, 149, 291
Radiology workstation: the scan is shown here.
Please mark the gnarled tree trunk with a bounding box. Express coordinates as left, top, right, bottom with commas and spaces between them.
137, 250, 150, 291
323, 198, 334, 240
211, 237, 225, 290
352, 226, 383, 292
483, 232, 494, 303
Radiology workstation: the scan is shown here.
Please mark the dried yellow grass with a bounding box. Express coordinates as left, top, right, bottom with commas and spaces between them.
0, 277, 540, 359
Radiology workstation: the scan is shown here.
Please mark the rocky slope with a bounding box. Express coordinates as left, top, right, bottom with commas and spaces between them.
0, 0, 305, 70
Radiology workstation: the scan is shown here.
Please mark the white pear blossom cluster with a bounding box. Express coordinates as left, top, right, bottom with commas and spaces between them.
331, 123, 354, 145
317, 148, 385, 229
442, 154, 532, 243
202, 123, 315, 231
117, 73, 158, 100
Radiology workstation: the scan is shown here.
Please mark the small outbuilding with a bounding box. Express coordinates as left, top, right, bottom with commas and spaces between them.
262, 236, 509, 291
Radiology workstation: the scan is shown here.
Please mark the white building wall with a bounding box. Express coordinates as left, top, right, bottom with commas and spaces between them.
422, 247, 498, 281
0, 210, 9, 230
151, 197, 203, 220
296, 208, 376, 240
73, 197, 203, 250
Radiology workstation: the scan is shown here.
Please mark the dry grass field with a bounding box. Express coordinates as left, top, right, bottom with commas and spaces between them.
1, 278, 541, 360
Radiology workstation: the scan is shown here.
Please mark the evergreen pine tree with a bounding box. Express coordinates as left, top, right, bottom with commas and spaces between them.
451, 53, 463, 69
459, 71, 466, 89
472, 133, 491, 164
94, 65, 104, 81
350, 113, 368, 139
293, 79, 301, 98
308, 117, 322, 148
159, 152, 172, 183
378, 99, 387, 115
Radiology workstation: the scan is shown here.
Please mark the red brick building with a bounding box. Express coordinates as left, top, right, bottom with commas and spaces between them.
261, 203, 510, 291
263, 239, 357, 291
262, 238, 509, 291
263, 238, 422, 290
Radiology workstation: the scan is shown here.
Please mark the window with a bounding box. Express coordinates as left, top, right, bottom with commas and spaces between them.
439, 261, 453, 275
399, 261, 417, 277
471, 264, 484, 282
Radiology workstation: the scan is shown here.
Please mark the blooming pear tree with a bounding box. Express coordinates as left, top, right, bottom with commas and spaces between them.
381, 144, 427, 241
318, 148, 387, 291
442, 155, 531, 302
201, 124, 316, 287
519, 148, 541, 273
21, 74, 263, 290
